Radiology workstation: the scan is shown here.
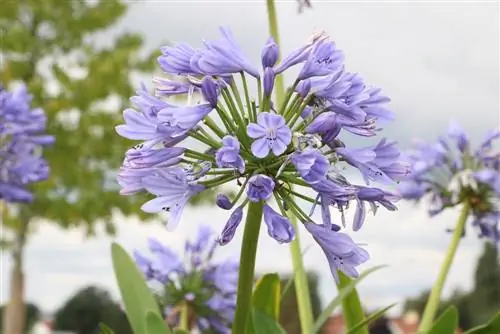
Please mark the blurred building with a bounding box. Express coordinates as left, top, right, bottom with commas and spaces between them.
321, 311, 463, 334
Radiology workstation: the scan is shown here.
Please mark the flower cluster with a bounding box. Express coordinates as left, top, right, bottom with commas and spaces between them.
134, 225, 238, 333
0, 84, 54, 203
399, 122, 500, 243
116, 27, 408, 282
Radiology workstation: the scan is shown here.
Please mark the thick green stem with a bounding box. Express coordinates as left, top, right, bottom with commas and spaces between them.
337, 272, 368, 334
266, 1, 314, 332
232, 201, 264, 333
179, 301, 189, 331
418, 203, 470, 333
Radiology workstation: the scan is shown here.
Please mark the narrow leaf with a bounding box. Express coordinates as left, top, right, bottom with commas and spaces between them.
428, 306, 458, 334
252, 309, 287, 334
345, 303, 397, 334
111, 242, 163, 334
252, 273, 281, 319
311, 265, 386, 334
465, 312, 500, 334
280, 272, 295, 299
146, 311, 173, 334
99, 323, 115, 334
338, 271, 368, 334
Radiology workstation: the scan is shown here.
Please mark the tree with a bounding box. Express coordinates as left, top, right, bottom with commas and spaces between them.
279, 272, 322, 334
0, 1, 159, 333
0, 302, 41, 334
467, 242, 500, 326
52, 285, 132, 334
402, 242, 500, 330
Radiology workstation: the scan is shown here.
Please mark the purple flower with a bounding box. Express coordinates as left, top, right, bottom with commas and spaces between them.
215, 136, 245, 173
263, 204, 295, 243
298, 40, 344, 80
218, 206, 244, 245
197, 27, 259, 78
275, 31, 329, 74
291, 149, 329, 184
0, 84, 53, 203
115, 85, 174, 142
153, 77, 193, 96
201, 76, 220, 108
216, 194, 234, 210
246, 174, 275, 202
247, 112, 292, 158
311, 178, 357, 227
448, 121, 469, 152
261, 37, 279, 68
158, 43, 200, 76
304, 222, 369, 282
157, 103, 213, 137
353, 186, 399, 231
141, 168, 205, 230
263, 67, 275, 97
136, 226, 239, 332
336, 138, 408, 185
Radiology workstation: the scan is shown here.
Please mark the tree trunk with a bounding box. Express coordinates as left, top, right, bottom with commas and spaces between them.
2, 215, 29, 334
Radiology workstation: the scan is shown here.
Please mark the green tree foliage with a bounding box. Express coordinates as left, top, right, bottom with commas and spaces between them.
0, 0, 160, 233
0, 302, 41, 333
279, 272, 322, 334
403, 242, 500, 330
52, 285, 133, 334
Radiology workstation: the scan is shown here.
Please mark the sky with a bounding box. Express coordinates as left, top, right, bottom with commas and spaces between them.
1, 0, 500, 318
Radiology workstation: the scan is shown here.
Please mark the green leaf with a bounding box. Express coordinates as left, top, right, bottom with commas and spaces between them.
280, 272, 295, 299
465, 312, 500, 334
345, 303, 397, 334
98, 323, 115, 334
311, 265, 386, 334
251, 309, 287, 334
173, 331, 189, 334
111, 242, 163, 334
252, 273, 281, 319
145, 311, 173, 334
428, 305, 459, 334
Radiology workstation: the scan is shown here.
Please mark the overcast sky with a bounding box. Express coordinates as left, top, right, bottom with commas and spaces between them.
1, 0, 499, 318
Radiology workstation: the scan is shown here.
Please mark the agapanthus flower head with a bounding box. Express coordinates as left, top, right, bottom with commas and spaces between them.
135, 225, 238, 333
0, 84, 54, 203
116, 27, 407, 280
399, 121, 500, 243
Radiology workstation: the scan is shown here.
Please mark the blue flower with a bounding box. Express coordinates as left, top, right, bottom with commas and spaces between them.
216, 136, 245, 173
0, 84, 53, 203
291, 149, 329, 184
246, 174, 275, 202
218, 206, 244, 245
261, 37, 279, 68
197, 27, 260, 78
399, 122, 500, 243
141, 168, 205, 230
263, 204, 295, 243
247, 112, 292, 158
304, 222, 369, 283
117, 26, 407, 274
135, 225, 238, 332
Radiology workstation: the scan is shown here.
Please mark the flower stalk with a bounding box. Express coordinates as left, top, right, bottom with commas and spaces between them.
266, 0, 314, 332
418, 202, 471, 333
232, 201, 264, 333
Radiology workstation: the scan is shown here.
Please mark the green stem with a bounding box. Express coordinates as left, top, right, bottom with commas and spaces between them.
232, 201, 264, 333
179, 301, 189, 331
240, 72, 253, 122
266, 1, 314, 332
418, 202, 470, 333
337, 271, 368, 334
